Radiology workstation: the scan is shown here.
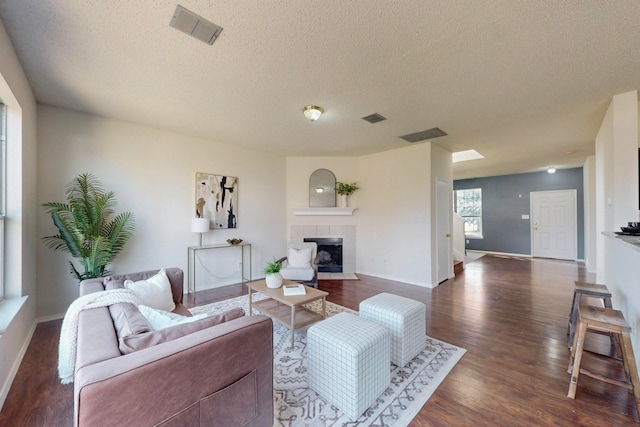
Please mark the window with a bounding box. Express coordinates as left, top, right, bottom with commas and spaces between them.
455, 188, 482, 238
0, 102, 5, 301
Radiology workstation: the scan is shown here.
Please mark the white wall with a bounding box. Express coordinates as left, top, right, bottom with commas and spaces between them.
430, 143, 453, 285
583, 155, 596, 273
285, 157, 359, 273
596, 91, 639, 282
0, 17, 38, 409
595, 90, 640, 368
612, 93, 639, 226
357, 143, 433, 286
285, 156, 359, 234
37, 105, 287, 317
604, 236, 640, 369
286, 143, 442, 287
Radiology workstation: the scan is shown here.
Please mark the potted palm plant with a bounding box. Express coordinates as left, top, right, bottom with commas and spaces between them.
336, 182, 359, 207
264, 260, 283, 289
42, 173, 135, 282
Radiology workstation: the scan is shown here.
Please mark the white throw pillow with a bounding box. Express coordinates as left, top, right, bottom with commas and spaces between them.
138, 305, 207, 330
124, 268, 176, 312
288, 247, 312, 268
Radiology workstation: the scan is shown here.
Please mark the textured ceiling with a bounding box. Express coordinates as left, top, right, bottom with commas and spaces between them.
1, 1, 639, 179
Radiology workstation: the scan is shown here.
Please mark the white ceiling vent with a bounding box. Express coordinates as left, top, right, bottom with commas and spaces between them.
170, 5, 223, 45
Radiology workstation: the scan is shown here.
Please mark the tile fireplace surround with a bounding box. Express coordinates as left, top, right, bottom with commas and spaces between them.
290, 225, 356, 274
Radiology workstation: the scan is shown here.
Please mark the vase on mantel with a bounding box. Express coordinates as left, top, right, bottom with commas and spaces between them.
341, 194, 348, 208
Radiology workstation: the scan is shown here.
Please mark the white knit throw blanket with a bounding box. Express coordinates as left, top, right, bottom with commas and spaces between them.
58, 289, 141, 384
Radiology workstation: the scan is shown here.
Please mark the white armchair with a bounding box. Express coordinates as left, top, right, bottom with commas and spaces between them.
277, 242, 319, 288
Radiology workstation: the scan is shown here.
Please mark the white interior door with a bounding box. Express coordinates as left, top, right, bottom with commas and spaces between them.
436, 179, 451, 283
531, 190, 577, 260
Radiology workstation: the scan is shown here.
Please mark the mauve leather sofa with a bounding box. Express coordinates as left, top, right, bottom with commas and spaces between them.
74, 268, 273, 427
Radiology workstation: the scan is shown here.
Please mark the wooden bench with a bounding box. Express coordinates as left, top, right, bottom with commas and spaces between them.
567, 281, 613, 348
567, 304, 640, 419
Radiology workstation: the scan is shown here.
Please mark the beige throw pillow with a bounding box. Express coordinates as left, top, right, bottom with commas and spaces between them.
288, 247, 312, 268
124, 268, 176, 312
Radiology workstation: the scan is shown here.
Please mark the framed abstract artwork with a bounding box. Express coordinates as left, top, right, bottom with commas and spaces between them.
195, 172, 238, 229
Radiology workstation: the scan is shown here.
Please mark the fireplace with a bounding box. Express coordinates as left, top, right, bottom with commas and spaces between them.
304, 237, 343, 273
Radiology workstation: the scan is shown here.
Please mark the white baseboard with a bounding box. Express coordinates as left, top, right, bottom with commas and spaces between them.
0, 319, 37, 411
470, 250, 533, 258
354, 270, 437, 289
472, 250, 584, 262
1, 313, 66, 410
453, 249, 466, 263
37, 313, 65, 323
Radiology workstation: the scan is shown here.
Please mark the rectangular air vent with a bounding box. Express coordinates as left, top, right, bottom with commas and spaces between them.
362, 113, 387, 124
170, 5, 223, 45
399, 127, 447, 143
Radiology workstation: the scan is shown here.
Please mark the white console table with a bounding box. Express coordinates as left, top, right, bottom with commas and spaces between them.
187, 243, 251, 302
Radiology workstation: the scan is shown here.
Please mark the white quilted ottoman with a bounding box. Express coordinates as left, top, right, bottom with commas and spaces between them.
307, 312, 391, 420
360, 293, 426, 367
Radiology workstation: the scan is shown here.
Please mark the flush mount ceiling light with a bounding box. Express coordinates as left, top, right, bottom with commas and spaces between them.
302, 106, 324, 121
547, 166, 557, 174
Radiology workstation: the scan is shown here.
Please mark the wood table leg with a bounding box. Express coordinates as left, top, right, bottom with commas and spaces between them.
290, 306, 296, 348
621, 331, 640, 417
248, 287, 253, 316
603, 297, 623, 358
568, 320, 588, 398
322, 296, 326, 319
568, 315, 581, 374
568, 291, 581, 347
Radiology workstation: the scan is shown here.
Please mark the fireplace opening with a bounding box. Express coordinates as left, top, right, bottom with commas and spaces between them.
304, 237, 343, 273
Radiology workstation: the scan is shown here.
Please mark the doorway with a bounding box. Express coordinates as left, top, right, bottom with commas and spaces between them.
530, 190, 577, 260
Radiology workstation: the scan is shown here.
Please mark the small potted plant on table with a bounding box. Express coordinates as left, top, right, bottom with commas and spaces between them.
264, 260, 283, 289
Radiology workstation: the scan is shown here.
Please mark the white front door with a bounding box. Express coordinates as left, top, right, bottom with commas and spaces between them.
436, 179, 451, 283
531, 190, 577, 260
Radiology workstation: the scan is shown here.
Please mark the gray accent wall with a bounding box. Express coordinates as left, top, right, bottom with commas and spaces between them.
454, 168, 584, 259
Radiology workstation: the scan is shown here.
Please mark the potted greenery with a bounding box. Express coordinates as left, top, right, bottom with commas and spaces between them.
42, 173, 135, 282
264, 260, 283, 289
336, 182, 359, 207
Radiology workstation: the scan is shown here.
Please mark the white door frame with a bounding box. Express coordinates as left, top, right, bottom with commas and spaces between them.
436, 179, 452, 283
530, 189, 578, 260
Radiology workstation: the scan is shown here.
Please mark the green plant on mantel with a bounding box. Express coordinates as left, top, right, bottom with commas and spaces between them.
336, 182, 359, 196
264, 260, 282, 275
42, 173, 135, 282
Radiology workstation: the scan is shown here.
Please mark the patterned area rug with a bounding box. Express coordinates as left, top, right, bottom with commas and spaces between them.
190, 294, 465, 427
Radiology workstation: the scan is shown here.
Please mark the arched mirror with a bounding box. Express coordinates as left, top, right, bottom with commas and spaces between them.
309, 169, 336, 207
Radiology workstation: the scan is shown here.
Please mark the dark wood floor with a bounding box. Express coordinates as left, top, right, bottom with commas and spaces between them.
1, 255, 638, 426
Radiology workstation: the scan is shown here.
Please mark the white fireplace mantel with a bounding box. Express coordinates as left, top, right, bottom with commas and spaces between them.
292, 207, 357, 216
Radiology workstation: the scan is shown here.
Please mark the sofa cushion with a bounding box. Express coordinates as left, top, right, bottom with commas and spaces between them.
138, 305, 207, 330
280, 267, 314, 281
109, 303, 152, 339
124, 268, 176, 312
76, 307, 122, 372
119, 307, 245, 354
104, 279, 125, 291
